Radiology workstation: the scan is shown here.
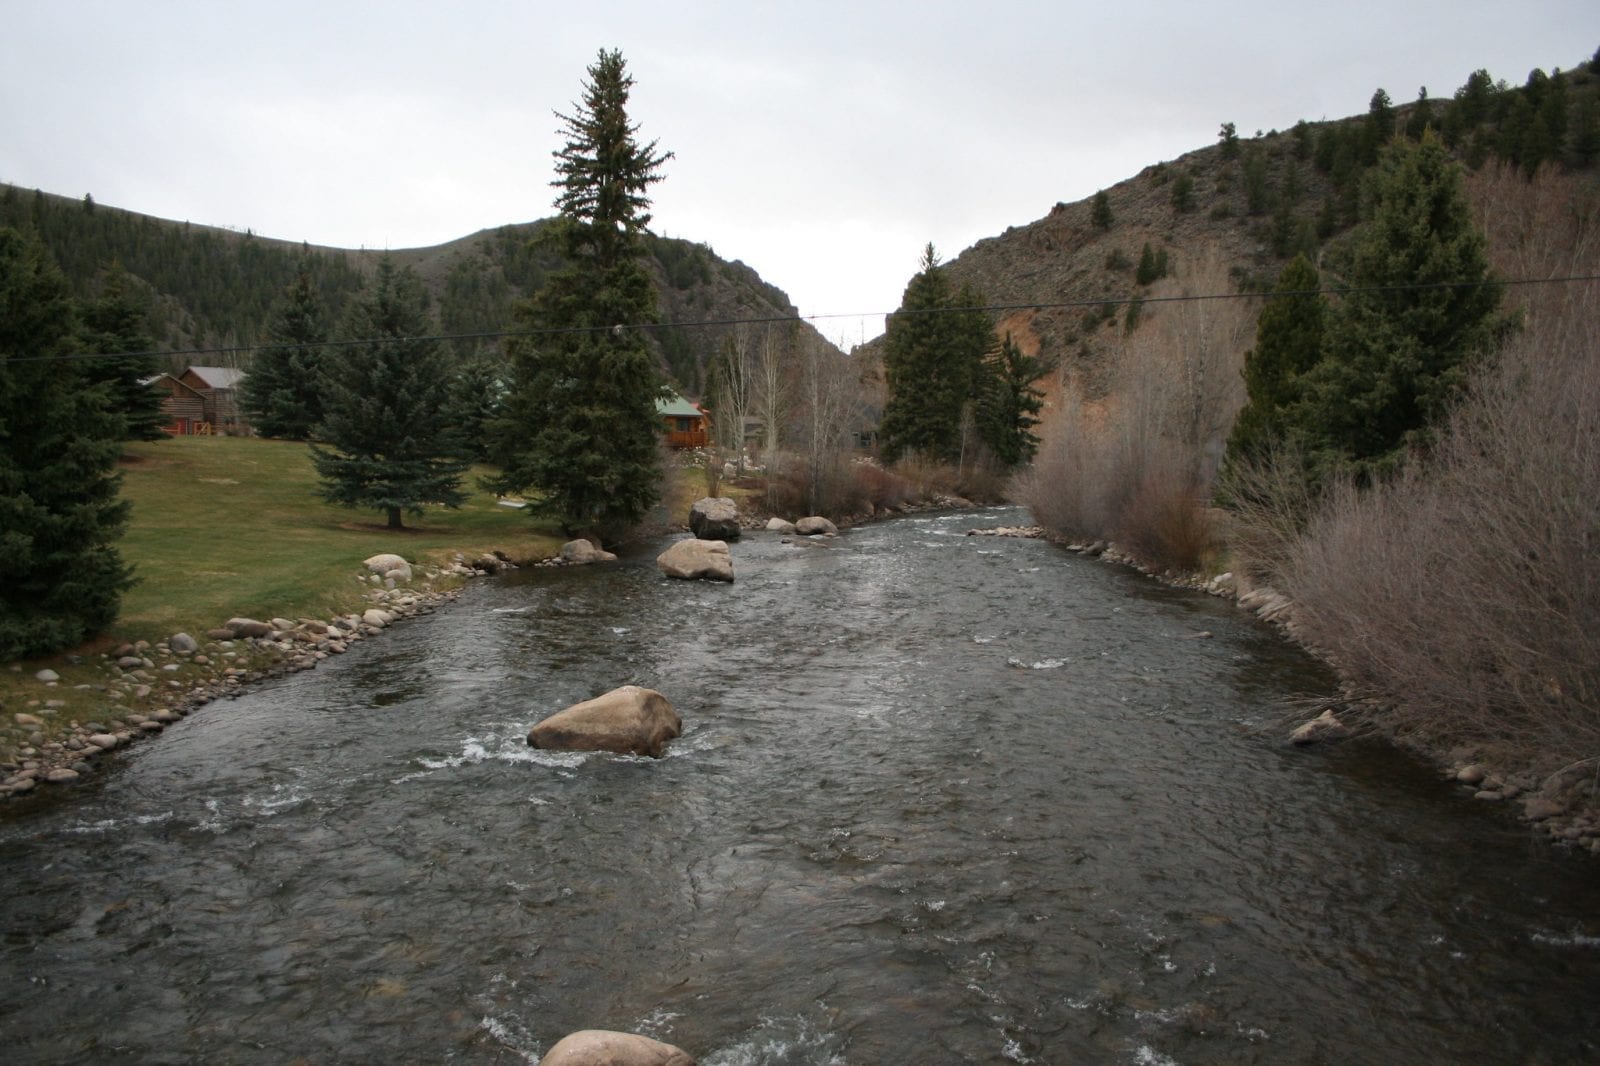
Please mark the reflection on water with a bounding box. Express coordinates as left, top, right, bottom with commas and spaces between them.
1, 508, 1596, 1064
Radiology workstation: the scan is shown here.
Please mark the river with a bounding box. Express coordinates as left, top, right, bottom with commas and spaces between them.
1, 507, 1596, 1064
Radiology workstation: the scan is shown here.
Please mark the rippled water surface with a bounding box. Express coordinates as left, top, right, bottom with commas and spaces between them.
3, 508, 1597, 1064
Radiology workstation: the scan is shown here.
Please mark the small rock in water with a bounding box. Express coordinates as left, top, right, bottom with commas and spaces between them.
1289, 708, 1349, 745
44, 768, 80, 784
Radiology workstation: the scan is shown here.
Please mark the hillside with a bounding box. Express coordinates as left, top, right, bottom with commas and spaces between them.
864, 53, 1600, 446
0, 186, 832, 397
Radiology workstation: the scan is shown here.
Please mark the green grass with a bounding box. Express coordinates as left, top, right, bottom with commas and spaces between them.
110, 435, 564, 643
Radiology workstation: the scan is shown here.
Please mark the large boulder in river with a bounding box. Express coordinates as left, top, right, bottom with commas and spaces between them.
765, 517, 796, 534
528, 686, 682, 758
795, 516, 838, 536
657, 538, 734, 582
689, 496, 741, 540
540, 1029, 695, 1066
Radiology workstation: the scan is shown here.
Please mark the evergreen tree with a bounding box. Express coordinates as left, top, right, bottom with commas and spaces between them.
0, 227, 132, 659
1135, 242, 1159, 285
1090, 189, 1114, 230
1222, 254, 1326, 469
1300, 133, 1505, 477
1568, 92, 1600, 166
311, 258, 467, 530
1218, 122, 1240, 160
1405, 86, 1435, 140
489, 48, 671, 538
1361, 87, 1395, 164
78, 262, 165, 440
1170, 170, 1195, 213
878, 244, 990, 463
975, 332, 1048, 467
242, 267, 329, 439
440, 354, 508, 461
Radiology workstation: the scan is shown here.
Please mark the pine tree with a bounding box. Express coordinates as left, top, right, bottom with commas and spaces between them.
878, 244, 990, 463
0, 227, 132, 659
1222, 254, 1326, 469
1405, 86, 1435, 140
975, 333, 1049, 468
490, 48, 671, 538
1300, 133, 1505, 477
77, 262, 166, 440
242, 267, 330, 439
1218, 122, 1240, 160
1090, 189, 1114, 230
311, 258, 467, 530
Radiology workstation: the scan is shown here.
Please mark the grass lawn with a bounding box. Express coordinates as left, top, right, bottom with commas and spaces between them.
109, 435, 564, 646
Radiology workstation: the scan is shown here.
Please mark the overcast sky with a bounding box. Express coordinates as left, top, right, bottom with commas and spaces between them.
3, 1, 1596, 344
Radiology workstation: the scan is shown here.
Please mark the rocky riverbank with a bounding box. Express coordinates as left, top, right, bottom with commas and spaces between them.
0, 551, 535, 803
1027, 528, 1600, 857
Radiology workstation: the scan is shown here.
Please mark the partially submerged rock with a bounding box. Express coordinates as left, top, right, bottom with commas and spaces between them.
657, 538, 733, 582
795, 516, 838, 536
541, 1029, 695, 1066
560, 539, 618, 565
689, 496, 741, 540
528, 686, 682, 758
1290, 707, 1350, 746
765, 517, 796, 534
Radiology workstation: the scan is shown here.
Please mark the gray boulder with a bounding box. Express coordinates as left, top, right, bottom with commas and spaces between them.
657, 538, 734, 582
169, 632, 199, 654
560, 539, 617, 565
540, 1029, 695, 1066
528, 686, 683, 758
795, 516, 838, 536
765, 517, 796, 534
689, 496, 741, 540
225, 617, 274, 639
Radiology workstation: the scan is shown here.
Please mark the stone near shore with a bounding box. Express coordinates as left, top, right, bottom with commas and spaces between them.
528, 686, 682, 758
225, 617, 274, 639
657, 539, 734, 582
689, 496, 741, 541
363, 553, 413, 582
1290, 708, 1349, 745
560, 539, 618, 565
795, 516, 838, 536
765, 517, 796, 534
541, 1030, 695, 1066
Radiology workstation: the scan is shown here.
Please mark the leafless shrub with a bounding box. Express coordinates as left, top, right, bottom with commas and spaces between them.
1212, 443, 1322, 585
1282, 303, 1600, 771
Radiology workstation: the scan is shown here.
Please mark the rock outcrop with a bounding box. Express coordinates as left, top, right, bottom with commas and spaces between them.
689, 497, 741, 540
657, 539, 734, 582
528, 686, 682, 758
540, 1029, 695, 1066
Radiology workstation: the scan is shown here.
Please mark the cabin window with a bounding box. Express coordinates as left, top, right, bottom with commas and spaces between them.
675, 417, 696, 432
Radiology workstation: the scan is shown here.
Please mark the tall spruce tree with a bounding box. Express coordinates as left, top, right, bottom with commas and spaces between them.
79, 262, 166, 440
1300, 132, 1504, 477
0, 227, 132, 659
242, 267, 329, 439
974, 332, 1049, 468
490, 48, 671, 538
878, 244, 990, 463
311, 258, 467, 530
1222, 253, 1327, 469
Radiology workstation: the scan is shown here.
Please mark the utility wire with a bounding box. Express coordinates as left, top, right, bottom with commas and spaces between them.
9, 272, 1599, 366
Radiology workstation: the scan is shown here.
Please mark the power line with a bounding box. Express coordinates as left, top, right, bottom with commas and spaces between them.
9, 272, 1599, 366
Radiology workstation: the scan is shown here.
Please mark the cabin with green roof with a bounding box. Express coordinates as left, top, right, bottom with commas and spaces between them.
657, 391, 710, 449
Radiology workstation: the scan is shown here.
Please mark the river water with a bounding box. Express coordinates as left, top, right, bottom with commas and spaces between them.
2, 507, 1596, 1064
